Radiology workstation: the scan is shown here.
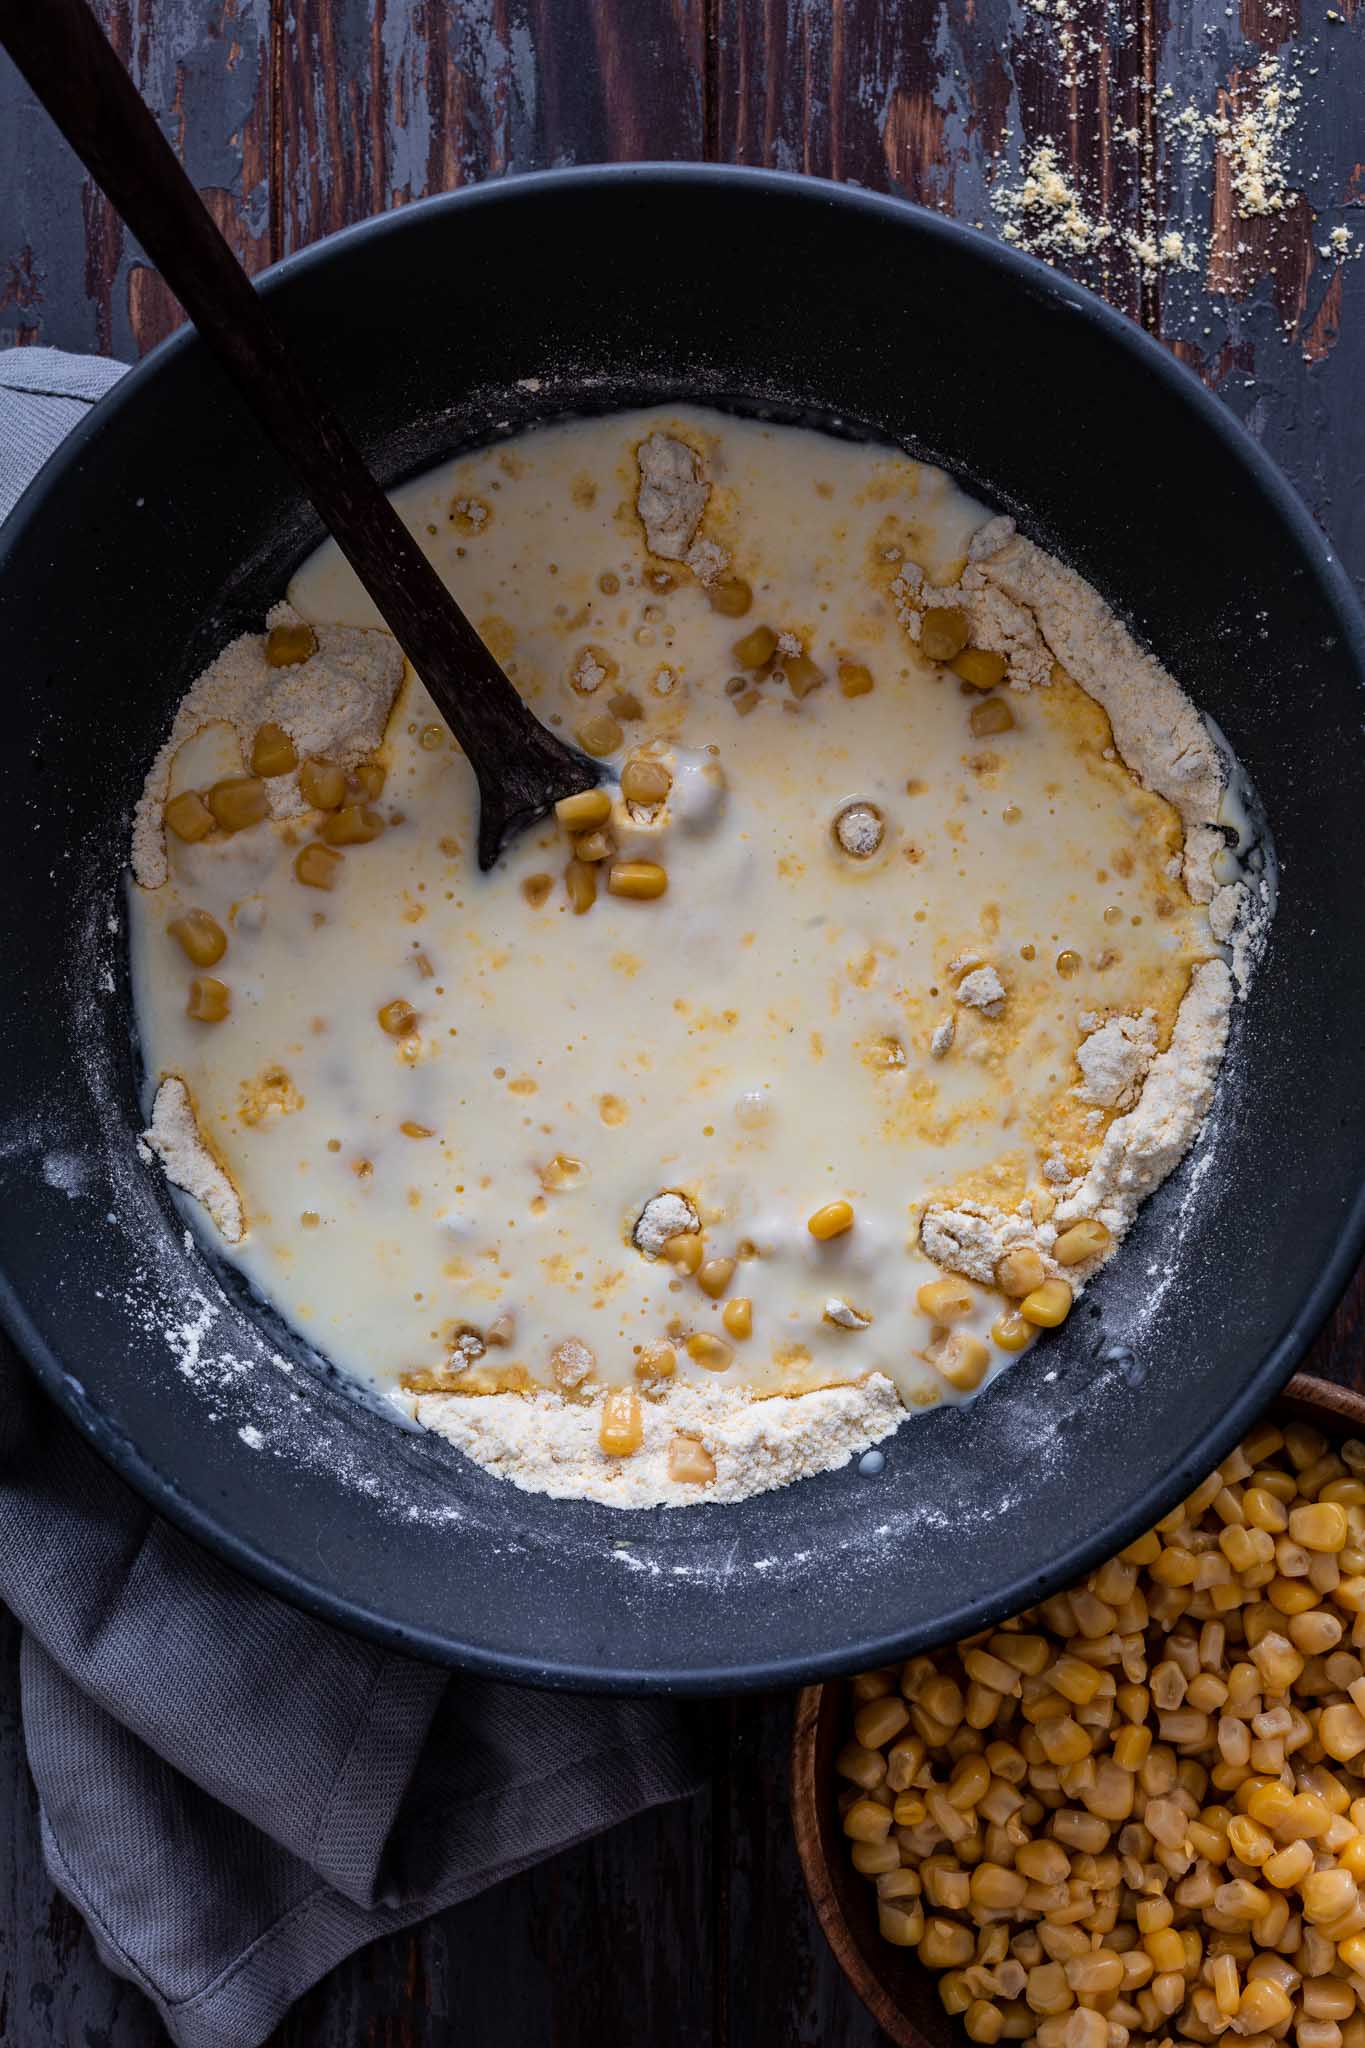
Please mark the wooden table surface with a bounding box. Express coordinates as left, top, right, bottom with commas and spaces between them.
2, 2, 1363, 2041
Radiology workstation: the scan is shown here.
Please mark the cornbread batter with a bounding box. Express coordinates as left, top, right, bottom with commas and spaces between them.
129, 408, 1261, 1506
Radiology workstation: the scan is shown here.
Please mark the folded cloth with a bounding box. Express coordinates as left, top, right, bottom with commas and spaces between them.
0, 349, 705, 2048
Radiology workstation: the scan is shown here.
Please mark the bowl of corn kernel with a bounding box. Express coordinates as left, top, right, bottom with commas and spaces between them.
793, 1378, 1365, 2048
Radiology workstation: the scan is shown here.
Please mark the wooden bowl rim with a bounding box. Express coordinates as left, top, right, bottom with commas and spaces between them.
789, 1374, 1365, 2048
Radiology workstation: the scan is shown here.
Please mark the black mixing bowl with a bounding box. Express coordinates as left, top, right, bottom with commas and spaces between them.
2, 166, 1363, 1692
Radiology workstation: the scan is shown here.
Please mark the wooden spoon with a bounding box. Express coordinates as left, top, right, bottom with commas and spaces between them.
0, 0, 601, 870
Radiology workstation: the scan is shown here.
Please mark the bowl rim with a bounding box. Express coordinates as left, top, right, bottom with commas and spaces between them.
789, 1373, 1365, 2048
3, 165, 1365, 1690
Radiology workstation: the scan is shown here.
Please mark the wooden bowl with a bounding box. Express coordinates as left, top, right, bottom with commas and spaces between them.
789, 1373, 1365, 2048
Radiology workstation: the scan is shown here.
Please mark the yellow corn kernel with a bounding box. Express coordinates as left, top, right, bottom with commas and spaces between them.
1237, 1979, 1293, 2033
877, 1898, 924, 1948
685, 1332, 733, 1372
855, 1695, 911, 1749
294, 843, 342, 890
576, 712, 623, 758
321, 804, 383, 846
1017, 1839, 1069, 1885
1051, 1655, 1103, 1705
808, 1201, 854, 1240
697, 1257, 735, 1300
607, 860, 668, 900
608, 690, 643, 723
1211, 1953, 1240, 2017
920, 1918, 976, 1969
635, 1340, 676, 1383
1038, 1715, 1092, 1765
343, 759, 384, 804
996, 1246, 1047, 1298
970, 695, 1015, 738
950, 646, 1009, 690
168, 909, 227, 967
206, 776, 269, 834
1245, 1485, 1290, 1532
299, 756, 346, 810
843, 1796, 893, 1843
264, 620, 317, 667
1227, 1813, 1273, 1864
251, 721, 298, 777
1112, 1722, 1151, 1771
620, 758, 673, 807
721, 1297, 752, 1340
163, 789, 215, 843
920, 606, 971, 661
971, 1862, 1029, 1910
1302, 1869, 1358, 1924
1019, 1278, 1073, 1328
783, 650, 825, 698
917, 1275, 976, 1321
838, 660, 875, 697
565, 858, 597, 914
991, 1310, 1034, 1352
664, 1233, 704, 1275
1144, 1928, 1185, 1974
571, 827, 615, 863
1291, 1503, 1349, 1553
964, 2000, 1003, 2045
186, 975, 230, 1023
377, 999, 418, 1038
599, 1388, 643, 1458
708, 575, 753, 618
929, 1330, 990, 1392
554, 787, 612, 832
733, 624, 777, 669
1340, 1932, 1365, 1975
1053, 1219, 1113, 1267
850, 1839, 899, 1876
892, 1792, 927, 1826
1320, 1703, 1365, 1761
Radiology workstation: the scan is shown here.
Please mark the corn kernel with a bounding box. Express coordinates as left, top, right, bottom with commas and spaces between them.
572, 827, 615, 863
1291, 1502, 1349, 1553
555, 787, 612, 831
685, 1332, 733, 1371
576, 712, 623, 758
838, 660, 875, 697
808, 1201, 854, 1240
665, 1234, 704, 1275
666, 1434, 715, 1486
168, 909, 227, 967
565, 858, 597, 914
321, 805, 383, 846
635, 1340, 676, 1383
206, 776, 269, 834
620, 758, 672, 807
378, 999, 418, 1037
186, 975, 229, 1023
163, 790, 215, 843
997, 1247, 1047, 1298
599, 1388, 643, 1457
970, 695, 1015, 738
918, 1277, 976, 1320
697, 1257, 735, 1299
855, 1695, 911, 1749
607, 860, 668, 900
950, 646, 1009, 689
709, 575, 753, 618
991, 1310, 1034, 1352
920, 606, 971, 661
783, 650, 825, 698
929, 1330, 991, 1392
294, 843, 342, 890
299, 757, 346, 810
722, 1297, 752, 1340
251, 721, 298, 777
1054, 1219, 1113, 1267
265, 620, 317, 667
1020, 1278, 1073, 1328
733, 625, 777, 669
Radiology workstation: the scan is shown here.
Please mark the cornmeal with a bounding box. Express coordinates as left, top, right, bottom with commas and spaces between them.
129, 407, 1262, 1507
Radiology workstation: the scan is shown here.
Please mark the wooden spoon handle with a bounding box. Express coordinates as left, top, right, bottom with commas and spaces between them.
0, 0, 597, 865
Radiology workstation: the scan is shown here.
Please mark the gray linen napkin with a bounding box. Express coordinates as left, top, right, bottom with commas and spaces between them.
0, 348, 704, 2048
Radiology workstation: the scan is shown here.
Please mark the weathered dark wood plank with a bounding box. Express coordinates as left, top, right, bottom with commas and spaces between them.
712, 0, 1150, 317
269, 1778, 715, 2048
0, 0, 272, 358
277, 0, 706, 254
